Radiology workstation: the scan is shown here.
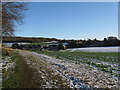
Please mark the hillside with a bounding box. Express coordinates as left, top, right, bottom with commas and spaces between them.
2, 36, 61, 43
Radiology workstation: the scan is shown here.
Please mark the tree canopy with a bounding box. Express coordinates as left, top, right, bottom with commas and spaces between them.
2, 2, 27, 36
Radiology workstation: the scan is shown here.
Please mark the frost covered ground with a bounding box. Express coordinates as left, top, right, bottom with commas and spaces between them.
26, 50, 119, 89
68, 46, 120, 52
2, 48, 119, 89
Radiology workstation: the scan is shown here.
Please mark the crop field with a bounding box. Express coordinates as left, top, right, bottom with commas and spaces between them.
34, 51, 120, 78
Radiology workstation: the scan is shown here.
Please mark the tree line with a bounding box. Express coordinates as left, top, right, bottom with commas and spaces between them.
3, 36, 120, 48
2, 36, 61, 43
60, 36, 120, 48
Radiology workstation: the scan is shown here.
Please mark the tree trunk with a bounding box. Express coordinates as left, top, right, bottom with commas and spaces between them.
0, 2, 2, 89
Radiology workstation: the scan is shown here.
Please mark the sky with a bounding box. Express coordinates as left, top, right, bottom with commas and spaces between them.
15, 2, 118, 40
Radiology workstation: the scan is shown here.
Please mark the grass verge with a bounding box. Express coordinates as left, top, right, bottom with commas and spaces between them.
2, 49, 41, 88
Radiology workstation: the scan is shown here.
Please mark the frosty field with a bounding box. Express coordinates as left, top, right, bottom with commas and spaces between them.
35, 50, 119, 78
67, 46, 120, 52
3, 48, 119, 89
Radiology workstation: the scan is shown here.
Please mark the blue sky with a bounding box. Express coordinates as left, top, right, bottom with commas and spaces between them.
15, 2, 118, 40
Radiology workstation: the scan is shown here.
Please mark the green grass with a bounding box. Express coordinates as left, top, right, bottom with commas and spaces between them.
32, 51, 119, 63
2, 52, 41, 88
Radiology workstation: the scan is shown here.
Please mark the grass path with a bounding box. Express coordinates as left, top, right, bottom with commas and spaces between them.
3, 50, 42, 88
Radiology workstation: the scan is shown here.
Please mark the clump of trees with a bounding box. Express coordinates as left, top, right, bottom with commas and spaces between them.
58, 43, 66, 50
104, 36, 120, 46
60, 36, 120, 48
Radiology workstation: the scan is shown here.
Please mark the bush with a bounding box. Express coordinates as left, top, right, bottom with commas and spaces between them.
2, 48, 13, 56
58, 43, 66, 50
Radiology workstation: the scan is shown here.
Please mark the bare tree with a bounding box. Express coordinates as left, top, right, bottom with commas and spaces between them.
2, 2, 28, 36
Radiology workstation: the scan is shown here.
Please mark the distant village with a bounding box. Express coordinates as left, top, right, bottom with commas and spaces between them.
3, 36, 120, 51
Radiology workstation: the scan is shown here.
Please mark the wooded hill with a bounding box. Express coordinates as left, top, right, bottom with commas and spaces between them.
2, 36, 61, 43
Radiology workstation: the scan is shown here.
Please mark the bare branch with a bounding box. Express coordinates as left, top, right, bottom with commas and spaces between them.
2, 2, 28, 36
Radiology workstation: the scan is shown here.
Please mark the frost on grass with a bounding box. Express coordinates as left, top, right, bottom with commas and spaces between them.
18, 50, 69, 88
2, 56, 16, 80
68, 46, 119, 52
3, 48, 119, 89
31, 50, 119, 89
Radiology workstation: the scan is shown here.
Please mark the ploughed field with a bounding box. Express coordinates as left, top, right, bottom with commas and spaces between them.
35, 51, 119, 78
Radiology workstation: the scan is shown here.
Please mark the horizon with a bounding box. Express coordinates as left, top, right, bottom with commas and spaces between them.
4, 35, 119, 41
15, 2, 118, 40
